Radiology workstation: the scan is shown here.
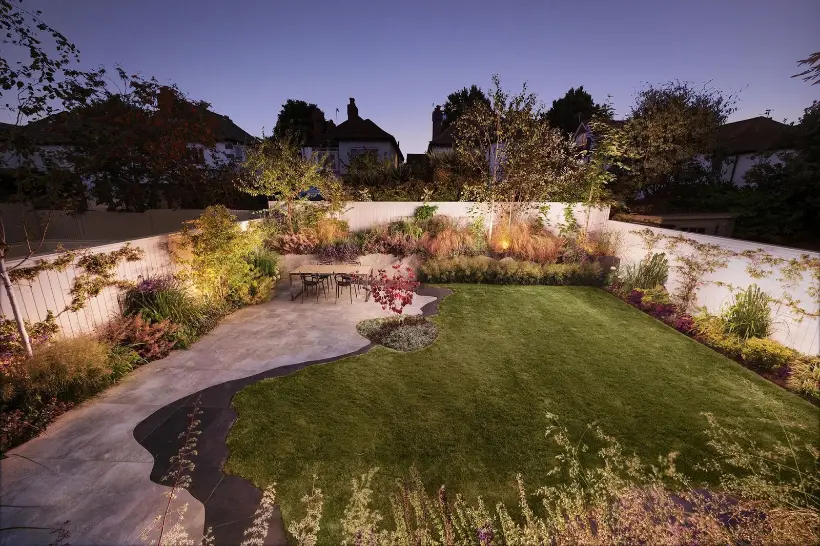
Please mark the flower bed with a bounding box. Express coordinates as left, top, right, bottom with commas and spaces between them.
608, 286, 819, 403
356, 316, 438, 352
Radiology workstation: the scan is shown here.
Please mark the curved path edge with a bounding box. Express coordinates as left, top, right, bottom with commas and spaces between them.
133, 286, 453, 546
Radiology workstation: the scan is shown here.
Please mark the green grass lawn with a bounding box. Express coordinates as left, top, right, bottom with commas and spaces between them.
226, 285, 819, 540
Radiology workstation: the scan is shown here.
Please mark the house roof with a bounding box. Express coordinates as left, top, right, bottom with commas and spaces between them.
306, 115, 404, 161
716, 116, 795, 155
1, 104, 255, 146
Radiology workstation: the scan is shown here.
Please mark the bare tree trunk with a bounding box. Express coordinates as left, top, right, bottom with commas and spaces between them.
0, 255, 33, 357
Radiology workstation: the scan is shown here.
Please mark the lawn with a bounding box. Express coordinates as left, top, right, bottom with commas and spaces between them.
226, 285, 819, 540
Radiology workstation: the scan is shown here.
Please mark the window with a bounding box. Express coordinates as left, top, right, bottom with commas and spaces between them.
349, 148, 379, 160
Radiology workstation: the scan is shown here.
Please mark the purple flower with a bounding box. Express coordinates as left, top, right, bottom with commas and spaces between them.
477, 525, 494, 545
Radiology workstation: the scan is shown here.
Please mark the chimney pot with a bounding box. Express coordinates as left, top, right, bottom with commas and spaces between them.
347, 97, 359, 120
432, 105, 443, 138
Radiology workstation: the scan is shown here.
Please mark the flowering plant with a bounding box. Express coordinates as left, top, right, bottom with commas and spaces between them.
371, 263, 419, 315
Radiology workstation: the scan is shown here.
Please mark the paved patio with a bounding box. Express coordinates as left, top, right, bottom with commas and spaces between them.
0, 283, 436, 546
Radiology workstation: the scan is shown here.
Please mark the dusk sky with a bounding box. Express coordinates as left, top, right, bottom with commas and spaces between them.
29, 0, 820, 154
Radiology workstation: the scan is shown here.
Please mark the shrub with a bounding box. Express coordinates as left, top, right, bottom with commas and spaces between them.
413, 203, 438, 223
740, 337, 794, 371
177, 205, 265, 303
581, 229, 622, 257
315, 217, 349, 245
491, 222, 564, 264
356, 315, 438, 352
99, 314, 178, 361
1, 336, 113, 407
122, 275, 210, 335
315, 240, 361, 263
788, 356, 819, 400
388, 219, 423, 240
420, 256, 604, 286
108, 345, 143, 380
1, 397, 73, 454
248, 248, 280, 279
693, 314, 743, 359
371, 264, 419, 315
618, 252, 669, 293
276, 232, 317, 254
723, 284, 772, 339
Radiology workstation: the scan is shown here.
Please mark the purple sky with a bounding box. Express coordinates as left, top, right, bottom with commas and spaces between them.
27, 0, 820, 154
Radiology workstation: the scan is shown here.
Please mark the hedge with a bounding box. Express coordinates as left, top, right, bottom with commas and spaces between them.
419, 256, 604, 286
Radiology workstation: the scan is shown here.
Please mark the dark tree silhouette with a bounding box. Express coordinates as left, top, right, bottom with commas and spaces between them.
545, 86, 610, 135
442, 85, 490, 129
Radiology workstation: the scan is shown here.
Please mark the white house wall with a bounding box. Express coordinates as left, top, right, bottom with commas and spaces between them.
338, 141, 397, 173
726, 150, 788, 187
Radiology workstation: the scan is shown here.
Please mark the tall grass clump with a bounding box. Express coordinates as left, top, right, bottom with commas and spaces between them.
723, 284, 772, 339
490, 221, 564, 264
618, 252, 669, 292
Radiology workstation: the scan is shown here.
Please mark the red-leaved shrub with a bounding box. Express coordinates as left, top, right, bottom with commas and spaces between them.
99, 315, 178, 360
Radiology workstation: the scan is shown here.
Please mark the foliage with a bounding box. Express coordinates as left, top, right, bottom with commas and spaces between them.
723, 284, 772, 339
664, 234, 732, 311
741, 337, 795, 371
371, 264, 419, 315
692, 314, 744, 360
579, 229, 622, 257
441, 84, 490, 129
1, 397, 73, 454
356, 315, 438, 352
67, 244, 144, 311
176, 205, 266, 305
619, 81, 736, 210
545, 85, 611, 135
315, 217, 349, 245
240, 133, 340, 233
273, 98, 327, 143
315, 241, 359, 263
616, 252, 669, 293
276, 232, 317, 255
413, 203, 438, 223
788, 356, 820, 399
56, 68, 248, 212
9, 244, 144, 313
122, 274, 215, 339
99, 314, 178, 361
420, 256, 603, 285
1, 336, 113, 407
107, 344, 142, 380
734, 101, 820, 246
455, 75, 588, 230
792, 51, 820, 85
490, 221, 564, 263
0, 311, 59, 365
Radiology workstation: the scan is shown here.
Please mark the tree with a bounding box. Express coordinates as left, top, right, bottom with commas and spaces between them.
619, 81, 736, 210
454, 75, 586, 238
735, 102, 820, 246
239, 133, 339, 232
442, 85, 490, 129
0, 0, 101, 355
54, 69, 241, 212
793, 52, 820, 85
545, 86, 611, 135
273, 99, 327, 144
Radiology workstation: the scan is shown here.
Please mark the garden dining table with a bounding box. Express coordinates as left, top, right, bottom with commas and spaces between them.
288, 264, 373, 301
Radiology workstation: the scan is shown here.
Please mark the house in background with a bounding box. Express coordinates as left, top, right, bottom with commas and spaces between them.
573, 116, 796, 186
714, 116, 795, 186
0, 88, 255, 171
302, 98, 403, 174
428, 105, 455, 153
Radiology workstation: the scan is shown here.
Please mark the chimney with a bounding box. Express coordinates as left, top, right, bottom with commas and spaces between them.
347, 97, 358, 120
432, 105, 443, 138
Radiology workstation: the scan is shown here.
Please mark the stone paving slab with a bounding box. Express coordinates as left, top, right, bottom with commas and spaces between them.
1, 283, 436, 545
